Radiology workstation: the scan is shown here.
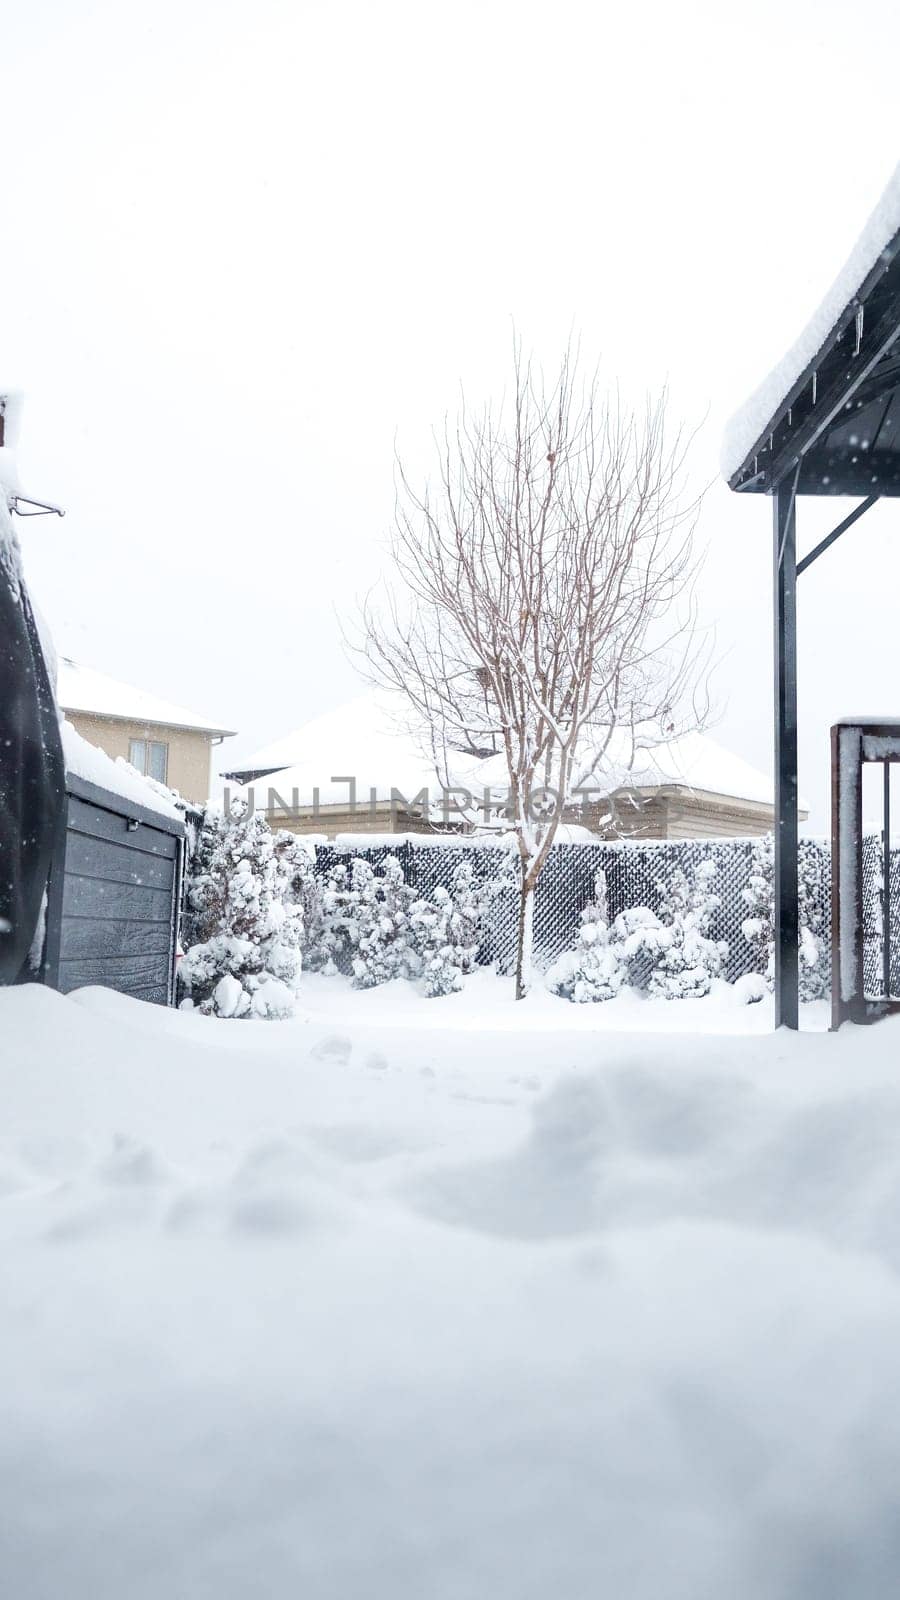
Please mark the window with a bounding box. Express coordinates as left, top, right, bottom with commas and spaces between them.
129, 738, 168, 784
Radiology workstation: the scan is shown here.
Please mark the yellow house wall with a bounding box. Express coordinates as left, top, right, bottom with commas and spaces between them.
63, 712, 214, 804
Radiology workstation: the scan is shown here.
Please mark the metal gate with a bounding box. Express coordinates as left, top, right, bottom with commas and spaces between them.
832, 720, 900, 1027
862, 828, 900, 1004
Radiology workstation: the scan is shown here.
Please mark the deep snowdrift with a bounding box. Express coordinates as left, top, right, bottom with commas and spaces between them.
2, 982, 900, 1598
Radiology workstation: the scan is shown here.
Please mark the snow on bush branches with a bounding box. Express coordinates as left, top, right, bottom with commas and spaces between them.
411, 862, 482, 997
741, 834, 827, 1002
181, 814, 488, 1015
181, 815, 827, 1016
318, 855, 483, 995
548, 861, 728, 1003
180, 801, 306, 1018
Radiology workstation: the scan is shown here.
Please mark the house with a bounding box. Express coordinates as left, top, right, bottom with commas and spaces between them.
58, 658, 236, 805
223, 692, 806, 840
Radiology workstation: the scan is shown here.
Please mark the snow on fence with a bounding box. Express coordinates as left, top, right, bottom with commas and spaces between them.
310, 834, 833, 986
861, 831, 900, 999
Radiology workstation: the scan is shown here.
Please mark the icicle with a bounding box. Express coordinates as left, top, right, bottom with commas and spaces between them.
812, 370, 817, 405
855, 303, 864, 355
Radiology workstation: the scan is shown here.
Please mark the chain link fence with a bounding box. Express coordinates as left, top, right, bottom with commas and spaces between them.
311, 834, 833, 986
184, 812, 900, 1002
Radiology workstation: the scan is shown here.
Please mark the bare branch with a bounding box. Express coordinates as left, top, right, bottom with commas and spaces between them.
350, 341, 709, 996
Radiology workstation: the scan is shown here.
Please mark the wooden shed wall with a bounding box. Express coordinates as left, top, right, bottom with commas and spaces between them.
42, 775, 184, 1005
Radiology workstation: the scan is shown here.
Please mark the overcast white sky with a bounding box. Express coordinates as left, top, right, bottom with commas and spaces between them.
4, 0, 900, 828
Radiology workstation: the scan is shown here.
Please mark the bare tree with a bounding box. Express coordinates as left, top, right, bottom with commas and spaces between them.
359, 345, 707, 998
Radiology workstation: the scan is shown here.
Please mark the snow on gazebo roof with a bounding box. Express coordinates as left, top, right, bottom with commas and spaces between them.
226, 690, 782, 812
722, 163, 900, 494
58, 657, 236, 738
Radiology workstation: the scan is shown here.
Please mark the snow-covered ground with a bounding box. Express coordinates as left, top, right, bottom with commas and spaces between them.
3, 979, 900, 1598
290, 966, 829, 1034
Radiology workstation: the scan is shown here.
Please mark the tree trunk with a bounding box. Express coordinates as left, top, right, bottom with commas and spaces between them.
514, 877, 535, 1000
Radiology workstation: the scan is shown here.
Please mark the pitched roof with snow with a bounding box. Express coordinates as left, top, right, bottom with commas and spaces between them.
722, 162, 900, 494
460, 728, 781, 809
58, 657, 236, 738
227, 691, 780, 812
225, 693, 447, 805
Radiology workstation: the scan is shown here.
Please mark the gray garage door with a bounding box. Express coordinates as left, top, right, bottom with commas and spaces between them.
43, 774, 185, 1005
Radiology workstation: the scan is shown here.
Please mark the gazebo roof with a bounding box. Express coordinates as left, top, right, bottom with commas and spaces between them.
723, 164, 900, 496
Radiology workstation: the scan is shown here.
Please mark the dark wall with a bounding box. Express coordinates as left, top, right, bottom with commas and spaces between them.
43, 775, 184, 1005
0, 576, 65, 983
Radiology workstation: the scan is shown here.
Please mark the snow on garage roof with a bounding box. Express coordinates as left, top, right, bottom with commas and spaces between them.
57, 657, 236, 738
61, 721, 182, 822
722, 162, 900, 484
227, 690, 785, 812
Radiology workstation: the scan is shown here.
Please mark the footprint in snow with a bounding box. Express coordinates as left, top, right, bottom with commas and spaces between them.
406, 1076, 611, 1240
98, 1135, 171, 1188
17, 1134, 89, 1180
229, 1190, 317, 1236
227, 1136, 347, 1237
310, 1035, 353, 1064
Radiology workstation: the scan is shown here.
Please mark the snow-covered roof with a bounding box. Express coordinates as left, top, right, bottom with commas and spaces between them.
226, 692, 453, 807
722, 163, 900, 483
623, 731, 779, 806
228, 690, 781, 812
61, 720, 182, 822
58, 658, 236, 738
462, 728, 781, 809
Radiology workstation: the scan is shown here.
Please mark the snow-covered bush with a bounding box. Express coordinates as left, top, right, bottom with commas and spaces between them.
351, 856, 421, 987
741, 835, 827, 1001
315, 853, 485, 995
272, 830, 326, 966
410, 887, 467, 996
317, 856, 420, 987
180, 801, 305, 1018
608, 905, 671, 990
732, 971, 768, 1006
548, 870, 626, 1003
646, 859, 727, 999
741, 833, 775, 987
553, 862, 726, 1005
314, 861, 354, 973
409, 863, 483, 997
798, 845, 829, 1001
547, 905, 623, 1003
446, 860, 484, 973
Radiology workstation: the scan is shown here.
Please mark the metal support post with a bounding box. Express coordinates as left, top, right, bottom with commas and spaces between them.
877, 761, 883, 998
773, 476, 799, 1028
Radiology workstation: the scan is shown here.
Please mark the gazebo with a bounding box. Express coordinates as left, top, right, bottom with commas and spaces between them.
723, 165, 900, 1028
